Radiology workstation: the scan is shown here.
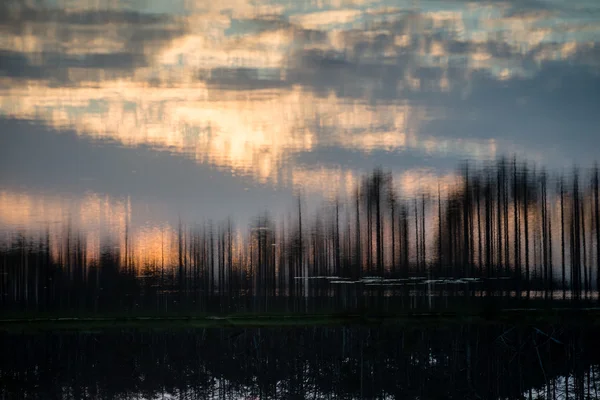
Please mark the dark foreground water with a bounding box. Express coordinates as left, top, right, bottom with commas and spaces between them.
1, 324, 599, 399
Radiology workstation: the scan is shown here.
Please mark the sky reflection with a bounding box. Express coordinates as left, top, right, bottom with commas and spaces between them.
1, 0, 599, 255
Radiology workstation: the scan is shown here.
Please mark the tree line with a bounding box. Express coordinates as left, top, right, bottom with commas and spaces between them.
1, 157, 599, 312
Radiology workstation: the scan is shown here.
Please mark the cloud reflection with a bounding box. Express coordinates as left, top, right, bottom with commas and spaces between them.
1, 0, 599, 255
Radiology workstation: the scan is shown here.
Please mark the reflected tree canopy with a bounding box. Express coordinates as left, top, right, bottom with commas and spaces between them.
2, 325, 599, 399
1, 158, 599, 314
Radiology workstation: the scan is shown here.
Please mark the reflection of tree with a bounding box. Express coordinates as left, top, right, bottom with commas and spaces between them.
361, 168, 392, 277
1, 325, 599, 399
1, 159, 600, 313
250, 214, 276, 301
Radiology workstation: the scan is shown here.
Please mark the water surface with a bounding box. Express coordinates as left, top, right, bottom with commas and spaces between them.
2, 325, 599, 399
1, 0, 599, 250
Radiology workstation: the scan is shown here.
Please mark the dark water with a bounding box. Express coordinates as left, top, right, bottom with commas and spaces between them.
2, 1, 600, 398
1, 0, 599, 313
2, 325, 600, 399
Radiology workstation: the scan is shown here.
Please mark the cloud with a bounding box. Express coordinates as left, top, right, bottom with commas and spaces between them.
209, 5, 599, 166
3, 0, 600, 265
288, 9, 362, 30
0, 49, 149, 84
1, 0, 599, 183
0, 50, 48, 79
0, 1, 185, 83
0, 117, 296, 224
188, 1, 600, 104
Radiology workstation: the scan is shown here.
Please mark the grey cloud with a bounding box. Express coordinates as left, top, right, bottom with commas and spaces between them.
0, 50, 147, 83
0, 118, 296, 224
203, 7, 600, 101
228, 15, 295, 35
0, 1, 170, 28
0, 50, 48, 79
229, 14, 329, 44
564, 43, 600, 66
0, 1, 186, 83
291, 146, 460, 173
203, 68, 289, 91
42, 51, 147, 70
60, 10, 169, 25
420, 64, 600, 166
448, 0, 553, 11
199, 9, 600, 168
48, 24, 185, 52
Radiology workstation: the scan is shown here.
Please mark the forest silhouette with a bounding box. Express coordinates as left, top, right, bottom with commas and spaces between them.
1, 157, 599, 315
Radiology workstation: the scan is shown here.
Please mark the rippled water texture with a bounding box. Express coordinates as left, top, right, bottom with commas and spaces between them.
2, 3, 600, 399
3, 326, 600, 399
1, 0, 600, 241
